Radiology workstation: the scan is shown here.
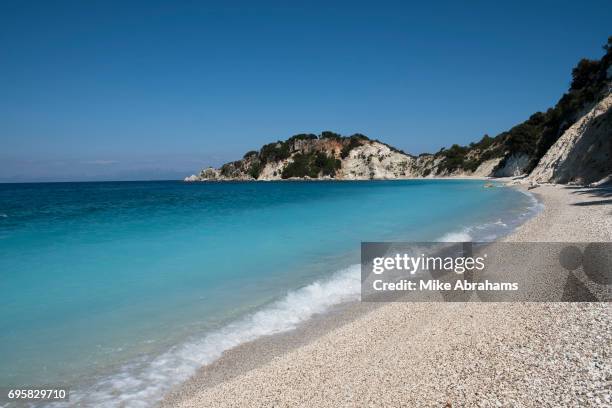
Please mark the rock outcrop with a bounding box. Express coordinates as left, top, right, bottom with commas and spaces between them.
183, 130, 511, 182
186, 38, 612, 185
185, 134, 424, 181
528, 93, 612, 185
494, 154, 530, 177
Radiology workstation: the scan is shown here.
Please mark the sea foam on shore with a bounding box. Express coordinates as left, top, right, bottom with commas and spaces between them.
69, 265, 361, 407
162, 184, 611, 408
0, 180, 538, 408
75, 188, 542, 408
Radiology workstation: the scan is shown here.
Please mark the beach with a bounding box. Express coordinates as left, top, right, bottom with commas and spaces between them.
162, 184, 611, 407
0, 179, 542, 405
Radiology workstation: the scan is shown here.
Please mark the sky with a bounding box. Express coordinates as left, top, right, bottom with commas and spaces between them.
1, 1, 611, 182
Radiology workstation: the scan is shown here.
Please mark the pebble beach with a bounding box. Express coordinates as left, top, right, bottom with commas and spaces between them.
162, 184, 611, 407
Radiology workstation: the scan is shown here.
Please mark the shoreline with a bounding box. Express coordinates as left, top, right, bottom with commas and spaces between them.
160, 181, 536, 406
160, 180, 530, 406
161, 183, 610, 407
184, 175, 495, 182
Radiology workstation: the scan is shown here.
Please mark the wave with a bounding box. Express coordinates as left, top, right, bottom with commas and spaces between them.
437, 189, 542, 243
65, 190, 543, 408
67, 264, 361, 407
518, 188, 545, 215
438, 229, 472, 242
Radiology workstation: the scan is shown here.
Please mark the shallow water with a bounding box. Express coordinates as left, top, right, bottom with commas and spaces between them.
0, 180, 537, 406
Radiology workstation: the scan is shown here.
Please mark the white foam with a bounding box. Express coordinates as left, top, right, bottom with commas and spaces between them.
438, 229, 472, 242
518, 189, 544, 214
62, 191, 546, 407
437, 190, 543, 243
68, 264, 361, 407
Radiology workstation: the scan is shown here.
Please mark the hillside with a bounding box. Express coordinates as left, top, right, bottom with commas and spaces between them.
186, 37, 612, 184
186, 133, 428, 181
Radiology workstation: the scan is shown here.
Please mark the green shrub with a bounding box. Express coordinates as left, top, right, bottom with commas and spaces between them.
438, 144, 468, 172
281, 153, 311, 178
320, 131, 343, 140
281, 152, 341, 179
340, 136, 366, 159
288, 133, 318, 143
314, 152, 341, 176
463, 160, 480, 172
220, 161, 242, 177
260, 142, 290, 163
248, 162, 262, 179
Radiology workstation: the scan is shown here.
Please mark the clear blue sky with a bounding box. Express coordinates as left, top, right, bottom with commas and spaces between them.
1, 1, 611, 181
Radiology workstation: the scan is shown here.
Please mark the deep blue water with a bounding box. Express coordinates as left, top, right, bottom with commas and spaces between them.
0, 180, 537, 406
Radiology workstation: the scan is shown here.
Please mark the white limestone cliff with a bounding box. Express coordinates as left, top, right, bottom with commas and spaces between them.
528, 93, 612, 185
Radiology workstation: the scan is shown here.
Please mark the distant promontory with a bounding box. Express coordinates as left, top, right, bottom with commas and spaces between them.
187, 38, 612, 186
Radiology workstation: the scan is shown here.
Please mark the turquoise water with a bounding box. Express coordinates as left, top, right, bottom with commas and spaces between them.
0, 180, 537, 406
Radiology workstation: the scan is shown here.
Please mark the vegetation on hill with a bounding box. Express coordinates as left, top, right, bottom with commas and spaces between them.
260, 141, 291, 163
418, 35, 609, 180
433, 37, 612, 175
525, 37, 611, 172
196, 37, 611, 180
435, 134, 501, 173
211, 131, 370, 179
281, 151, 341, 178
340, 134, 369, 158
257, 132, 367, 167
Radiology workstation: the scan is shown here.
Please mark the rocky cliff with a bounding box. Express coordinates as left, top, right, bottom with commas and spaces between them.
527, 93, 612, 185
184, 130, 516, 181
186, 133, 429, 181
186, 38, 612, 185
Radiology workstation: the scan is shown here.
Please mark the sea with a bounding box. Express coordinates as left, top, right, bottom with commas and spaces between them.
0, 179, 540, 407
